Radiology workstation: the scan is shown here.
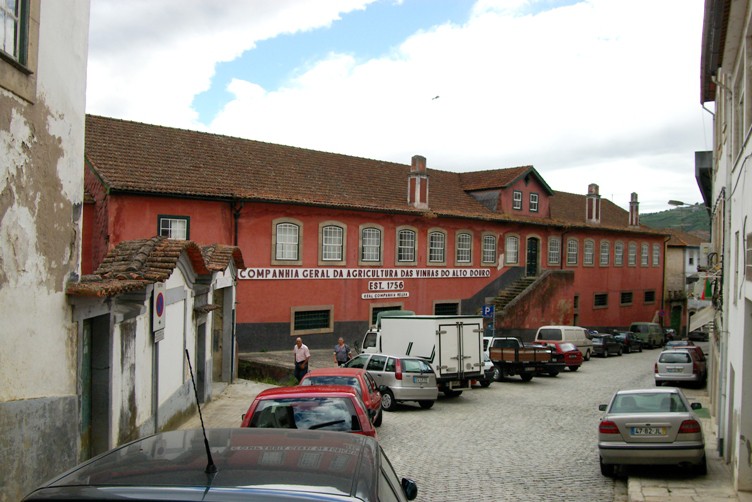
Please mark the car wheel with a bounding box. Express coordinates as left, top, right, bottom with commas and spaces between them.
603, 350, 609, 358
373, 407, 383, 426
638, 344, 643, 353
694, 455, 708, 476
418, 400, 434, 409
568, 365, 579, 372
381, 389, 397, 412
584, 350, 591, 361
617, 348, 623, 356
493, 366, 503, 382
480, 379, 492, 388
520, 373, 534, 382
600, 458, 615, 477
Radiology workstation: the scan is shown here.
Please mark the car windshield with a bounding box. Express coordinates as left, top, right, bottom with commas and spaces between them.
344, 355, 368, 369
659, 352, 692, 364
559, 343, 576, 352
250, 397, 361, 432
301, 376, 362, 396
610, 392, 688, 413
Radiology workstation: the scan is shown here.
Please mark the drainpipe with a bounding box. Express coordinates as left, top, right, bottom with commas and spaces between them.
660, 234, 671, 334
232, 201, 244, 247
559, 229, 570, 270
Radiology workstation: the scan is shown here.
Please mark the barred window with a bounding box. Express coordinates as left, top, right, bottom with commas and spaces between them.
397, 229, 416, 263
293, 308, 332, 333
583, 240, 594, 266
641, 243, 649, 266
628, 242, 637, 266
594, 293, 608, 307
600, 241, 610, 266
548, 237, 561, 265
276, 223, 299, 260
614, 241, 624, 266
158, 215, 189, 240
652, 243, 660, 266
322, 225, 343, 261
428, 231, 446, 263
361, 227, 381, 262
456, 233, 472, 263
505, 235, 519, 264
620, 291, 633, 305
434, 302, 459, 315
644, 290, 656, 303
513, 190, 522, 210
566, 239, 578, 265
482, 235, 497, 263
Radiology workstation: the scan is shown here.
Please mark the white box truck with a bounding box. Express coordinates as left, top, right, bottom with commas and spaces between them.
359, 314, 484, 396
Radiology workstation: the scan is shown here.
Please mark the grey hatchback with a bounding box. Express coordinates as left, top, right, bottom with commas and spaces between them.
345, 353, 438, 411
23, 428, 418, 501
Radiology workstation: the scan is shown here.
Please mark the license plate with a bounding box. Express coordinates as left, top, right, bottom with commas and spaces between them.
631, 427, 666, 436
413, 376, 429, 384
667, 367, 684, 373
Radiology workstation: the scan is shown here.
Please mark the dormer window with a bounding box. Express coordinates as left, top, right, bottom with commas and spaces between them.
513, 190, 522, 210
529, 193, 539, 212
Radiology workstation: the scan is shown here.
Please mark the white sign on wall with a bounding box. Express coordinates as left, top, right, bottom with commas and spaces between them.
238, 267, 491, 280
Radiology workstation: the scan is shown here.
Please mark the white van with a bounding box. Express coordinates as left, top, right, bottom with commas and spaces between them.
534, 325, 593, 361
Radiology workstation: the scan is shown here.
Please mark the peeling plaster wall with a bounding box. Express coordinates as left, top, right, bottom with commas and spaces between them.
0, 2, 90, 501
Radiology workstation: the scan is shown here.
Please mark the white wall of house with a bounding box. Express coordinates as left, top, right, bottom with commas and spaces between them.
0, 1, 90, 500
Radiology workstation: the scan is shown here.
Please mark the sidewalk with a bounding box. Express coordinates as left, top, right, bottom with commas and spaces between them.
177, 350, 749, 501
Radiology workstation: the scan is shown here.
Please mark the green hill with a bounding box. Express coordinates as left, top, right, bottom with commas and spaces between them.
640, 203, 710, 237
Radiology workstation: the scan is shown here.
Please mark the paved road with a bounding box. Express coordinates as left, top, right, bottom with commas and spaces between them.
375, 346, 677, 502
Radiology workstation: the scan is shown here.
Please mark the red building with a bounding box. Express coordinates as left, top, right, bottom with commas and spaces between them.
83, 115, 668, 351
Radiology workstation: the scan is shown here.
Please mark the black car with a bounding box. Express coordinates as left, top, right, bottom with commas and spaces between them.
612, 331, 643, 353
688, 330, 710, 342
592, 334, 623, 357
23, 428, 418, 501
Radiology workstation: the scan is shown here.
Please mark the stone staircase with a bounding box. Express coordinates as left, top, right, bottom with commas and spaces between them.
493, 275, 537, 313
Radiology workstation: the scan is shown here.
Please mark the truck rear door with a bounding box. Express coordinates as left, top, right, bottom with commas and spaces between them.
437, 321, 483, 379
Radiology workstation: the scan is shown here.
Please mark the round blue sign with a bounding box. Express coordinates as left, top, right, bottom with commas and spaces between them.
156, 292, 165, 317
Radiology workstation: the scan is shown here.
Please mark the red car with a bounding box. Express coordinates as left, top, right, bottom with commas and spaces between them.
300, 367, 383, 426
543, 341, 583, 371
240, 385, 377, 438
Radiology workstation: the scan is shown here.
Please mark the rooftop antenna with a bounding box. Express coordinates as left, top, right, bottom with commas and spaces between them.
186, 349, 217, 474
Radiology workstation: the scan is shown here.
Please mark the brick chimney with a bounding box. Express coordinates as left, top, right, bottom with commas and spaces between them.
586, 183, 601, 224
408, 155, 429, 209
629, 192, 639, 227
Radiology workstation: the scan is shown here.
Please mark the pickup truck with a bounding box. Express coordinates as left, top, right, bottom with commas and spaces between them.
488, 337, 552, 382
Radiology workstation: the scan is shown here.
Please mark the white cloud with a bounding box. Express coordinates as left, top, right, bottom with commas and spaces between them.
88, 0, 708, 213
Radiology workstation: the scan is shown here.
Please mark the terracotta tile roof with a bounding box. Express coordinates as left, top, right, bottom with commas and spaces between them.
201, 244, 245, 271
665, 229, 707, 247
84, 114, 658, 233
549, 191, 663, 234
67, 237, 243, 298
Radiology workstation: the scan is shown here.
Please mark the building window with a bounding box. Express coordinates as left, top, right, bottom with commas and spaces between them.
548, 237, 561, 265
566, 239, 578, 265
652, 244, 660, 266
371, 305, 402, 326
644, 290, 656, 303
600, 241, 610, 266
594, 293, 608, 308
627, 242, 637, 266
640, 243, 649, 266
428, 231, 446, 264
614, 241, 624, 266
361, 227, 382, 263
275, 222, 300, 261
0, 0, 38, 102
434, 302, 459, 315
583, 239, 594, 266
456, 232, 472, 264
505, 235, 519, 264
321, 225, 344, 262
529, 193, 539, 212
292, 306, 333, 335
158, 215, 189, 240
573, 295, 579, 309
397, 228, 417, 263
482, 234, 497, 264
512, 190, 522, 210
620, 291, 633, 305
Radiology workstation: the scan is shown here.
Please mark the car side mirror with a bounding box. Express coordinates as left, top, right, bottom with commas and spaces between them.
401, 478, 418, 500
691, 402, 703, 410
598, 404, 607, 411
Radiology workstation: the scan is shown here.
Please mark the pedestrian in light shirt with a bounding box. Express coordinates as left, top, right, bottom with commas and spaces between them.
333, 337, 352, 367
293, 337, 310, 382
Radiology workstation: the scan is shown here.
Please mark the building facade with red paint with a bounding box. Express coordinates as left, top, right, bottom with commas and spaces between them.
84, 115, 668, 351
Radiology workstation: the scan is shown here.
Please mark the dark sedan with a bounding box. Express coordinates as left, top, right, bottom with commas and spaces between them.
592, 334, 623, 357
613, 331, 643, 353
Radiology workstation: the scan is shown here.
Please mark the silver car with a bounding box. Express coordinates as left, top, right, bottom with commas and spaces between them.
345, 353, 438, 411
597, 388, 706, 476
654, 349, 704, 387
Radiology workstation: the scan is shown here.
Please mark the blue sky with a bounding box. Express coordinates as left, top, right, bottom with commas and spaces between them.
87, 0, 709, 213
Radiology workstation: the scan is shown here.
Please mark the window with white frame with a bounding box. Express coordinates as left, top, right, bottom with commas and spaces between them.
614, 241, 624, 266
512, 190, 522, 210
548, 237, 560, 265
529, 193, 539, 212
158, 215, 189, 240
583, 239, 594, 266
428, 231, 446, 263
640, 243, 649, 266
456, 232, 472, 263
628, 242, 637, 266
482, 234, 497, 264
275, 222, 300, 261
505, 235, 519, 264
0, 0, 38, 102
361, 227, 381, 262
321, 225, 343, 261
600, 241, 610, 266
397, 228, 416, 263
566, 238, 578, 265
652, 243, 660, 266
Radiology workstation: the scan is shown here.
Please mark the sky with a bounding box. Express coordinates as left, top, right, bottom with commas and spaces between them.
86, 0, 710, 213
